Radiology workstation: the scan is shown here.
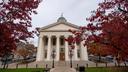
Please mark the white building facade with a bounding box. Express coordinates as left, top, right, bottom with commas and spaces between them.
36, 16, 88, 61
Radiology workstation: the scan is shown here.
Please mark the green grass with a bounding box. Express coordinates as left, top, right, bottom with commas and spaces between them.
86, 67, 128, 72
0, 68, 44, 72
0, 67, 128, 72
86, 67, 109, 72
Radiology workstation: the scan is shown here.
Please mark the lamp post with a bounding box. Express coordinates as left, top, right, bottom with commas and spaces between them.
51, 48, 56, 68
69, 48, 73, 68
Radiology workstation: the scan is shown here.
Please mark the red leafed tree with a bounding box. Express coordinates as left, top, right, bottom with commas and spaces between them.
0, 0, 41, 58
67, 0, 128, 63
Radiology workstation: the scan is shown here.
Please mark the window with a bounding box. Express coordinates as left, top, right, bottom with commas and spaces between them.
44, 50, 47, 58
60, 38, 64, 45
53, 37, 56, 45
60, 48, 64, 53
68, 36, 73, 45
45, 37, 48, 45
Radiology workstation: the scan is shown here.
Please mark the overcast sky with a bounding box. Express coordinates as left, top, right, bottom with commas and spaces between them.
31, 0, 102, 46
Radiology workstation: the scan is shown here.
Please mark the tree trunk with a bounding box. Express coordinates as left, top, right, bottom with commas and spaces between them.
98, 53, 101, 62
116, 53, 120, 66
2, 57, 7, 69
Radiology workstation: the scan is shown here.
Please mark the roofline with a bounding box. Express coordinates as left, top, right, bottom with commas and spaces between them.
39, 30, 80, 32
39, 21, 80, 32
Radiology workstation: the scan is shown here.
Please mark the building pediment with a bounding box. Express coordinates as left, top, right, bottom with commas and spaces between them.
39, 22, 79, 32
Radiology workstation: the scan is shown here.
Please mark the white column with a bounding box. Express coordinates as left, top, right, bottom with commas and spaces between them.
73, 43, 78, 60
80, 41, 88, 61
65, 35, 69, 61
56, 35, 60, 61
46, 35, 51, 61
36, 36, 44, 61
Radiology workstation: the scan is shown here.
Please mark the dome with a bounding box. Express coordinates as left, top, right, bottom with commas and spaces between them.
57, 14, 67, 22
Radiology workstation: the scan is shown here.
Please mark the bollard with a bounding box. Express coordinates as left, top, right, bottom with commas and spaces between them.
115, 62, 117, 67
26, 63, 28, 68
45, 64, 48, 72
86, 64, 88, 68
124, 62, 127, 67
76, 64, 79, 71
16, 64, 18, 69
96, 63, 98, 67
36, 64, 38, 68
46, 64, 48, 68
105, 63, 107, 67
117, 63, 120, 67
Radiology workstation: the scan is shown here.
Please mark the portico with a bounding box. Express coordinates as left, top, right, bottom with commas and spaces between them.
36, 16, 88, 61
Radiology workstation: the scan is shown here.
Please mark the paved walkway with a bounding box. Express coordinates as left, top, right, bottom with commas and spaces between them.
50, 61, 76, 72
50, 67, 76, 72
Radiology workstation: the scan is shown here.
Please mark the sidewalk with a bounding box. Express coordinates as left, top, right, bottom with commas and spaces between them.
50, 67, 76, 72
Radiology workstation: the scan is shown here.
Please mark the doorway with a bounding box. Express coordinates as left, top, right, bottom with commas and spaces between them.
59, 48, 65, 61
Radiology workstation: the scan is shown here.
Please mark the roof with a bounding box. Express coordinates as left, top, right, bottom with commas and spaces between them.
39, 16, 80, 32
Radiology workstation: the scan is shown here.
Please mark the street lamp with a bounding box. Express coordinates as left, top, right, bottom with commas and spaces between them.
51, 48, 56, 68
69, 48, 73, 68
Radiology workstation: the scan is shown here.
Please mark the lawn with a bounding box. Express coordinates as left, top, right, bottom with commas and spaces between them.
0, 68, 44, 72
86, 67, 128, 72
0, 67, 128, 72
86, 67, 107, 72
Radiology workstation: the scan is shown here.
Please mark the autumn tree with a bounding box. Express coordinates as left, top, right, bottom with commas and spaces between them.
67, 0, 128, 63
88, 42, 113, 62
17, 48, 29, 61
0, 0, 41, 57
0, 0, 41, 68
24, 43, 37, 57
16, 42, 36, 63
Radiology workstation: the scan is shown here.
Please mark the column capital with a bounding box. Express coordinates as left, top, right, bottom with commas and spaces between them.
56, 35, 60, 38
48, 34, 51, 38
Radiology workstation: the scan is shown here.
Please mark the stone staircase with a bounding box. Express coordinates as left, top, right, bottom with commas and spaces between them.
56, 61, 67, 66
50, 66, 76, 72
50, 61, 76, 72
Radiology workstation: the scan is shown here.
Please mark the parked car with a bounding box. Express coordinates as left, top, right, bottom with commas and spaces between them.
89, 55, 114, 63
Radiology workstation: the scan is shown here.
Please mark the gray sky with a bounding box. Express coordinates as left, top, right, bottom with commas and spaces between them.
31, 0, 102, 46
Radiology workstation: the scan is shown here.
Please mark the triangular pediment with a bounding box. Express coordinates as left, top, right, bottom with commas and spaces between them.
39, 22, 79, 32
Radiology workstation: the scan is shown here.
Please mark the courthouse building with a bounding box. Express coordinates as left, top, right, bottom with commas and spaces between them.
36, 16, 88, 61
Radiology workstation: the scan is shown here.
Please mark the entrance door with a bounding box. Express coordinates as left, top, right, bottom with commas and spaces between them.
60, 48, 65, 61
60, 53, 65, 61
